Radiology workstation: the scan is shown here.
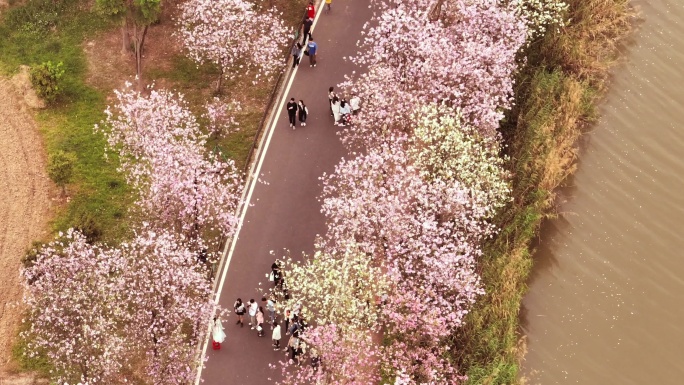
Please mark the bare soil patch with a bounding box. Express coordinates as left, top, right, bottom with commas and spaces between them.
0, 72, 54, 372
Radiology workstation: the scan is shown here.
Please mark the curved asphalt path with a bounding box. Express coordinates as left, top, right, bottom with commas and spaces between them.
198, 2, 371, 384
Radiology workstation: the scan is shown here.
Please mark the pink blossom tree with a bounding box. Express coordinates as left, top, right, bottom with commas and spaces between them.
276, 325, 382, 385
21, 230, 128, 385
342, 0, 526, 143
177, 0, 290, 93
117, 227, 218, 384
272, 0, 526, 368
203, 97, 242, 138
319, 138, 486, 383
21, 228, 219, 385
97, 87, 243, 254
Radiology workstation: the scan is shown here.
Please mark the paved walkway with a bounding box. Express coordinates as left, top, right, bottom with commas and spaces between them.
197, 1, 371, 384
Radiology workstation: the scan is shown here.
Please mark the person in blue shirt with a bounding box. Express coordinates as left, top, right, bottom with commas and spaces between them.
307, 39, 318, 67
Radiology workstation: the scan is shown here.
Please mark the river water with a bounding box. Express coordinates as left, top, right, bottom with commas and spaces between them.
520, 1, 684, 384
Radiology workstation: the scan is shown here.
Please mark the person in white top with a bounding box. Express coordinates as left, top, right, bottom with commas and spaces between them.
272, 322, 282, 350
248, 299, 258, 330
349, 94, 360, 114
338, 100, 351, 126
331, 96, 341, 125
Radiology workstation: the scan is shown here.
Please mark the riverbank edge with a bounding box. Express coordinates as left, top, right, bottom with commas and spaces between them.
453, 1, 634, 383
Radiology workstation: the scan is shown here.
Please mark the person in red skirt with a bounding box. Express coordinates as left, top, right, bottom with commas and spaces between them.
305, 1, 315, 20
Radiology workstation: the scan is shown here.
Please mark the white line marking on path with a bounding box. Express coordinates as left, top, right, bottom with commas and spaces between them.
194, 5, 326, 384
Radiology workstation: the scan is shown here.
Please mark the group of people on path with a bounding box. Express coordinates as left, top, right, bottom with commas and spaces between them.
285, 2, 364, 130
292, 1, 318, 68
212, 261, 320, 368
329, 86, 360, 126
286, 98, 309, 129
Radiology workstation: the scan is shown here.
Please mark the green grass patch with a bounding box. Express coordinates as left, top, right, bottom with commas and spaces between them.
11, 320, 52, 377
0, 0, 131, 243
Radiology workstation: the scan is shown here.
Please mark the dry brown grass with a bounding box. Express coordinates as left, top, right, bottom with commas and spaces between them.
540, 0, 633, 88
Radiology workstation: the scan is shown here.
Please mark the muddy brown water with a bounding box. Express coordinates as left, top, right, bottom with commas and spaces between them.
520, 1, 684, 384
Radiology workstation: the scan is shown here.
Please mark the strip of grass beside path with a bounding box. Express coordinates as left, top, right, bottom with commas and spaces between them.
452, 1, 633, 384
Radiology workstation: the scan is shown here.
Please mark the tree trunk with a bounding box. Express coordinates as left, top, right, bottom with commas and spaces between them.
215, 66, 224, 95
133, 23, 149, 92
121, 18, 130, 55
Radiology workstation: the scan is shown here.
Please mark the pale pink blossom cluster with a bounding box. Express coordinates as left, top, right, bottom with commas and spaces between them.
319, 138, 486, 384
21, 229, 218, 385
203, 97, 241, 137
177, 0, 290, 91
342, 0, 526, 143
97, 87, 243, 252
277, 324, 382, 385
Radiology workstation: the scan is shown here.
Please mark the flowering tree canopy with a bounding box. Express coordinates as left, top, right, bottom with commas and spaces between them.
22, 228, 218, 385
178, 0, 289, 92
344, 0, 527, 141
277, 325, 382, 385
203, 97, 242, 137
407, 104, 511, 218
97, 87, 243, 251
276, 1, 524, 382
509, 0, 568, 40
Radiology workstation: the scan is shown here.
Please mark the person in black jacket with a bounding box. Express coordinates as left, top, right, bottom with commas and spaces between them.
286, 98, 298, 129
298, 100, 308, 127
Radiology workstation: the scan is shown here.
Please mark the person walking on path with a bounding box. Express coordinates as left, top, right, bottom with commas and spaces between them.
324, 0, 332, 13
298, 100, 308, 127
307, 39, 318, 67
328, 87, 336, 117
287, 333, 300, 364
305, 1, 315, 19
310, 349, 321, 372
256, 306, 265, 337
271, 261, 284, 289
331, 96, 341, 124
302, 17, 313, 44
339, 99, 351, 126
248, 298, 258, 329
291, 42, 303, 68
263, 296, 276, 327
212, 317, 226, 350
283, 308, 292, 336
233, 298, 246, 327
272, 322, 282, 350
286, 98, 298, 129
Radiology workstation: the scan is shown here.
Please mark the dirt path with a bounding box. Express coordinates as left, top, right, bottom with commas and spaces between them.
0, 75, 53, 371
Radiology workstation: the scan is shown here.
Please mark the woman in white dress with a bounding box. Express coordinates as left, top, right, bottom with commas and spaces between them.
331, 96, 341, 125
212, 316, 226, 349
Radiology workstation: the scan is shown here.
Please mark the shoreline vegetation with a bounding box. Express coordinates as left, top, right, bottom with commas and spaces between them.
454, 0, 632, 383
1, 0, 633, 382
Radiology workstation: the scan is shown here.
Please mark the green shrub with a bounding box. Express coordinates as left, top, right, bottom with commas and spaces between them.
30, 61, 65, 103
21, 241, 45, 269
73, 210, 103, 243
47, 150, 76, 195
